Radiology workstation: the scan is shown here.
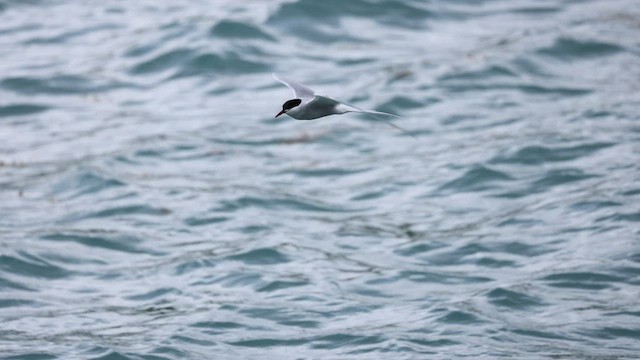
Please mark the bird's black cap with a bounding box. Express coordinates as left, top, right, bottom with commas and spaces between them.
275, 99, 302, 117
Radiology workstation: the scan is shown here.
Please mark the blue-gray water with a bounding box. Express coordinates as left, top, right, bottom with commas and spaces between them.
1, 0, 639, 359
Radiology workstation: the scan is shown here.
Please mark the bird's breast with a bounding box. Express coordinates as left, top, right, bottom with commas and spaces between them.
287, 98, 338, 120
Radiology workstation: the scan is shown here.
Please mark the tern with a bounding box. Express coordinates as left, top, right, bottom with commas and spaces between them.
273, 73, 399, 120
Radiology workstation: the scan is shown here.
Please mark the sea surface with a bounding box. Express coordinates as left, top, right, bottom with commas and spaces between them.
1, 0, 639, 359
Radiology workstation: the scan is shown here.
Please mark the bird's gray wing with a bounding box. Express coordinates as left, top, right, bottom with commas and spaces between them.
314, 96, 399, 117
347, 108, 399, 118
272, 73, 315, 99
324, 97, 398, 117
315, 96, 407, 133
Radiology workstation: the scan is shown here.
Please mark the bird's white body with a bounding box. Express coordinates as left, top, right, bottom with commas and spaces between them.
286, 95, 361, 120
272, 73, 397, 120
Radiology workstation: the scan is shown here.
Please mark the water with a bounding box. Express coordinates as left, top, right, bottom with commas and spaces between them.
1, 0, 639, 358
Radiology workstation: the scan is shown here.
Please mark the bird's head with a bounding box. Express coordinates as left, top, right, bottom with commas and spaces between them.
275, 99, 302, 117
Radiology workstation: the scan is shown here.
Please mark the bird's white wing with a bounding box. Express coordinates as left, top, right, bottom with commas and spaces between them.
350, 108, 400, 118
334, 101, 399, 118
272, 73, 315, 99
334, 101, 406, 133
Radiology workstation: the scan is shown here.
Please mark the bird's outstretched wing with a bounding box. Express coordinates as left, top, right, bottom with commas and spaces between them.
350, 108, 399, 118
334, 101, 399, 118
272, 73, 315, 99
334, 101, 408, 134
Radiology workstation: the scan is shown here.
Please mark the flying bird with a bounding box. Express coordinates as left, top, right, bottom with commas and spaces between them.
272, 73, 399, 120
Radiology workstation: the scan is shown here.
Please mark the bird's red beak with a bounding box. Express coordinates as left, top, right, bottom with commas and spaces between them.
275, 109, 285, 118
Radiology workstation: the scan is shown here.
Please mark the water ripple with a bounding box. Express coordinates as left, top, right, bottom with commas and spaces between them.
537, 37, 625, 61
209, 20, 275, 41
1, 75, 129, 95
0, 103, 50, 118
130, 48, 269, 79
492, 142, 615, 165
435, 165, 513, 194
